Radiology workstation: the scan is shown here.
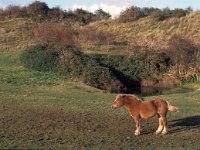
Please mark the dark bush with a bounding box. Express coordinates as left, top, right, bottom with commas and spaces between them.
74, 8, 96, 25
82, 65, 123, 92
26, 1, 49, 16
61, 51, 124, 91
92, 51, 171, 86
134, 51, 171, 78
94, 9, 111, 20
141, 7, 160, 16
171, 8, 187, 17
20, 45, 59, 71
153, 8, 187, 21
91, 54, 143, 91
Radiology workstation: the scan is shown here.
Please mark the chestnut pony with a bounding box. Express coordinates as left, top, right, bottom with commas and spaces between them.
111, 94, 179, 135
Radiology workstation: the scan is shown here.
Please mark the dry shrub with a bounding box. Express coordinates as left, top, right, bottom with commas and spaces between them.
118, 6, 145, 22
167, 35, 199, 80
32, 23, 74, 51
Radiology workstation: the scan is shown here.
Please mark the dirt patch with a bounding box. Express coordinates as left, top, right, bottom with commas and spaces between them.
0, 102, 200, 149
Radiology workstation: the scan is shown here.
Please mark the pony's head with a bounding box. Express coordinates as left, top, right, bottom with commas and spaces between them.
112, 94, 142, 109
111, 94, 127, 109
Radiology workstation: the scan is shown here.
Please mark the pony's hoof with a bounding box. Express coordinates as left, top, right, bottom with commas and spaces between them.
135, 131, 140, 136
155, 132, 160, 135
155, 131, 162, 135
161, 131, 167, 135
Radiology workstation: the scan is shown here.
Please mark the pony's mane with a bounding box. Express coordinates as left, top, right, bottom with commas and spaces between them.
118, 94, 143, 102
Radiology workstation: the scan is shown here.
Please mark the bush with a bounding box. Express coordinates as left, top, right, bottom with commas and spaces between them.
48, 7, 65, 20
31, 23, 75, 50
3, 5, 27, 18
153, 8, 187, 21
61, 51, 124, 91
26, 1, 49, 16
134, 51, 171, 78
94, 9, 111, 20
82, 65, 123, 92
118, 6, 145, 22
167, 35, 198, 79
91, 54, 143, 91
20, 45, 59, 71
74, 8, 96, 25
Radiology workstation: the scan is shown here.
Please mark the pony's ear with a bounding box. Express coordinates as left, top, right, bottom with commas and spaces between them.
121, 95, 126, 98
120, 95, 127, 99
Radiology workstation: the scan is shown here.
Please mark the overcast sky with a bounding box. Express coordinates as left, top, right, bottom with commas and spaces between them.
0, 0, 199, 18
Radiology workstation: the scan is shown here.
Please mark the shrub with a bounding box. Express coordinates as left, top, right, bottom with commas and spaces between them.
118, 6, 145, 22
48, 7, 64, 20
171, 8, 187, 17
91, 54, 143, 91
91, 51, 171, 85
82, 65, 123, 92
167, 35, 199, 79
73, 8, 96, 25
4, 5, 27, 18
61, 51, 124, 91
31, 23, 75, 50
26, 1, 49, 16
20, 45, 59, 71
153, 8, 187, 21
134, 51, 170, 78
94, 9, 111, 20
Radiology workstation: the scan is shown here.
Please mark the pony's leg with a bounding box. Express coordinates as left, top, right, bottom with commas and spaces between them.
155, 117, 164, 135
133, 116, 140, 136
161, 117, 168, 135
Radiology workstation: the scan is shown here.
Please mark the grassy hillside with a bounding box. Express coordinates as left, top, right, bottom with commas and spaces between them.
1, 11, 200, 53
89, 11, 200, 51
0, 18, 35, 51
0, 18, 78, 51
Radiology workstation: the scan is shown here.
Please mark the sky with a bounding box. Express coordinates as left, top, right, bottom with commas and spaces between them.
0, 0, 200, 18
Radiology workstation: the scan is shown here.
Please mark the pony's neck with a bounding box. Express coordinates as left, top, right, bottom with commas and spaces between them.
124, 96, 142, 111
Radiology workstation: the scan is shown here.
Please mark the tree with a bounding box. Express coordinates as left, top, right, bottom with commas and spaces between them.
26, 1, 49, 16
118, 6, 145, 22
95, 9, 111, 20
74, 8, 96, 25
141, 7, 160, 16
48, 7, 64, 20
153, 7, 187, 21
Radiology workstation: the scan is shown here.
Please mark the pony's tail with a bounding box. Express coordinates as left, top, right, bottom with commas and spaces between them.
166, 101, 179, 112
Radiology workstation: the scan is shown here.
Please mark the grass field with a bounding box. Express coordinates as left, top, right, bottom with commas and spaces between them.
0, 51, 200, 149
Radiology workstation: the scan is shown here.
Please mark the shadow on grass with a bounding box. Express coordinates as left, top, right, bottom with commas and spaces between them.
169, 116, 200, 132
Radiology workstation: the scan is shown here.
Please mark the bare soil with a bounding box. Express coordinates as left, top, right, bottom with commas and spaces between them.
0, 102, 200, 150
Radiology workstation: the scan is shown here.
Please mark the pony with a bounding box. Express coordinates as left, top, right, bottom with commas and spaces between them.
111, 94, 179, 135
